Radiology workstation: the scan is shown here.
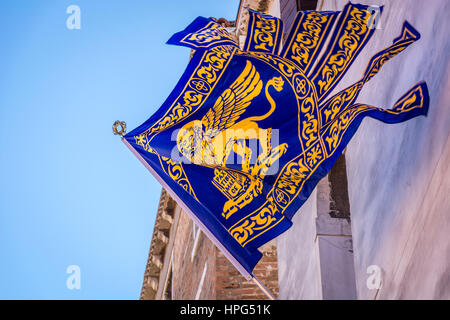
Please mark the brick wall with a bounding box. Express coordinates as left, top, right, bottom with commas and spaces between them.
169, 207, 278, 299
171, 209, 216, 299
216, 242, 279, 300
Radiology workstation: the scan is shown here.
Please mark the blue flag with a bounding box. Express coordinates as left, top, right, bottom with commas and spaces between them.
122, 3, 429, 278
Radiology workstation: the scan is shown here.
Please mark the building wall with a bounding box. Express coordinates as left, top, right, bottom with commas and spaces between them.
216, 242, 279, 300
280, 0, 298, 41
278, 0, 450, 300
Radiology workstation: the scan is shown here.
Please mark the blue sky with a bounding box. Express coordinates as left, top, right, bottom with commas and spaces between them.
0, 0, 239, 299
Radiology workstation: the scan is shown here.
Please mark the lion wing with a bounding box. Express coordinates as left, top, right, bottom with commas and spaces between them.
202, 60, 263, 140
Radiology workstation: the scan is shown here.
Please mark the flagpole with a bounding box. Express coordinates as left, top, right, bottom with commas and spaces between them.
252, 276, 277, 300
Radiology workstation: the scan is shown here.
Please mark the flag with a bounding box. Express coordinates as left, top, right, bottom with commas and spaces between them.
122, 3, 429, 279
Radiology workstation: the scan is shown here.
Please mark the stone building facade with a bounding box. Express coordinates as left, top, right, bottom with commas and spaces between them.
140, 0, 450, 300
140, 189, 278, 300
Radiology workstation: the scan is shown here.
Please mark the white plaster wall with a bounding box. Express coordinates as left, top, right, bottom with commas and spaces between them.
277, 189, 323, 299
278, 176, 358, 299
320, 0, 450, 299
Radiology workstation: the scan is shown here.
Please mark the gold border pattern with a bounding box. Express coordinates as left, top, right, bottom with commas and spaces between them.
244, 10, 283, 55
311, 4, 374, 102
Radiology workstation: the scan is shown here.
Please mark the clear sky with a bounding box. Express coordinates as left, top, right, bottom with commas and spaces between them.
0, 0, 239, 299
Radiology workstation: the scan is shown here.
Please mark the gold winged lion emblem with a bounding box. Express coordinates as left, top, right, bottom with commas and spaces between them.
176, 60, 288, 219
